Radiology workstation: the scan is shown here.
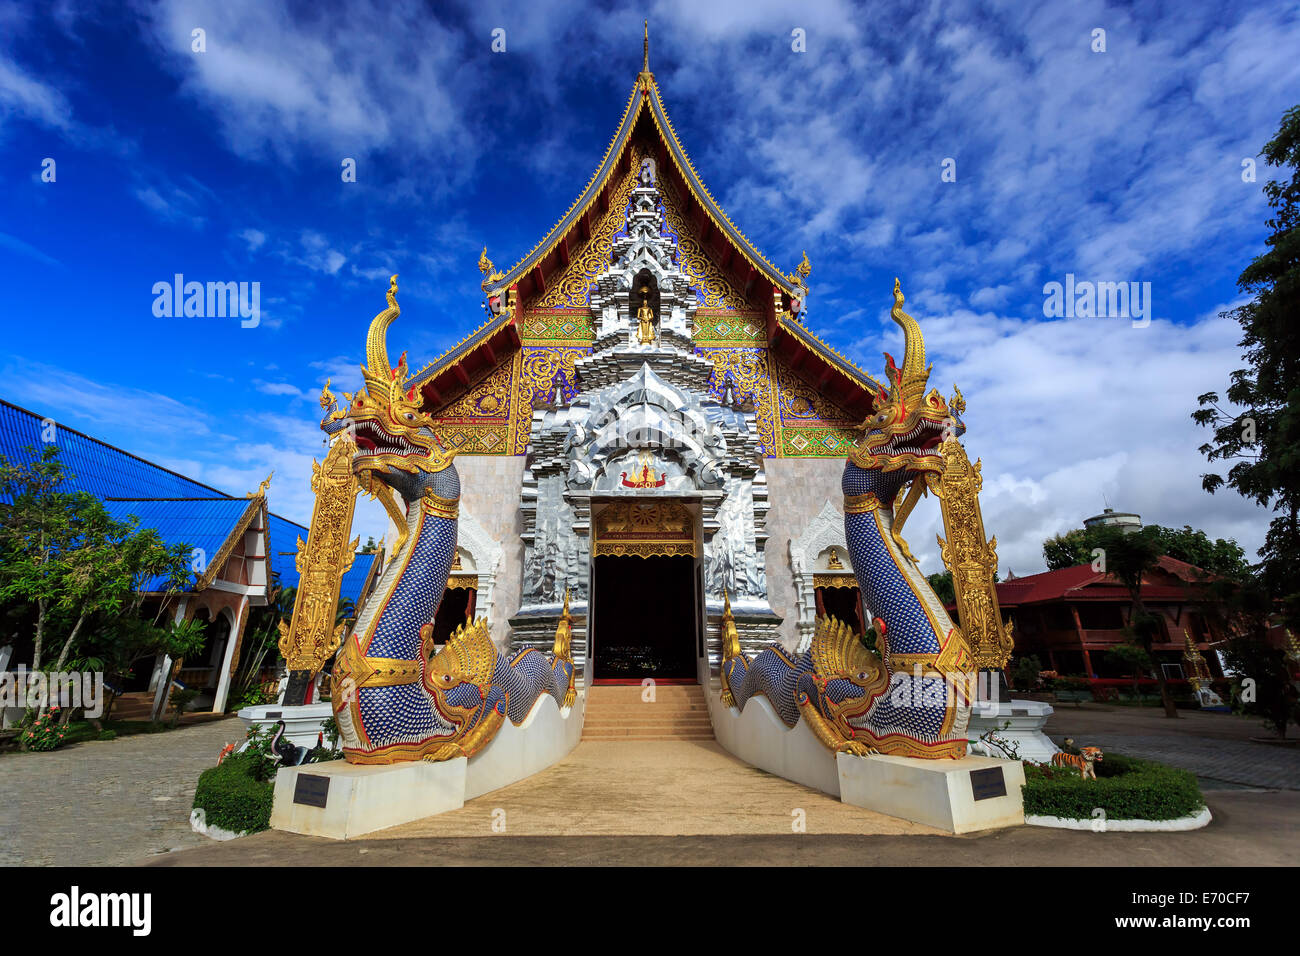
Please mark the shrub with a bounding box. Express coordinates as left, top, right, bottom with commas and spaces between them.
1023, 753, 1205, 821
97, 729, 117, 741
20, 708, 67, 752
192, 752, 274, 834
169, 687, 200, 727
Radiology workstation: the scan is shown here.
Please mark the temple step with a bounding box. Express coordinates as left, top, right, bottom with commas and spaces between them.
582, 684, 714, 742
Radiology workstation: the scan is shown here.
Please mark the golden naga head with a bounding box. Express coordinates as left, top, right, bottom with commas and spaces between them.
811, 615, 889, 697
344, 275, 457, 479
850, 279, 965, 474
424, 618, 496, 711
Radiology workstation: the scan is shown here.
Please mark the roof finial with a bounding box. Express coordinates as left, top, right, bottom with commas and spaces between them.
643, 20, 649, 73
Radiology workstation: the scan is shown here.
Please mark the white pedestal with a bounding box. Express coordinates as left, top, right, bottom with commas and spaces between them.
238, 702, 333, 750
271, 758, 467, 839
837, 753, 1026, 834
966, 699, 1058, 764
269, 693, 584, 839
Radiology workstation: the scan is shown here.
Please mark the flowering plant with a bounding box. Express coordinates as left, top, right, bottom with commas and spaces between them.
21, 708, 67, 752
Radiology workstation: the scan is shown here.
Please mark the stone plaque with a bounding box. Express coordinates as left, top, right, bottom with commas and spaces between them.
282, 670, 312, 707
293, 773, 330, 809
264, 711, 282, 720
969, 766, 1006, 801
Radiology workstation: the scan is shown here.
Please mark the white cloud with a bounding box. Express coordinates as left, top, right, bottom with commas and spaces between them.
0, 55, 73, 136
134, 0, 479, 184
239, 228, 266, 251
849, 297, 1269, 576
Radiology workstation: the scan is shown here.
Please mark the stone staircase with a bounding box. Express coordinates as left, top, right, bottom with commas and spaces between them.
110, 692, 156, 721
582, 683, 714, 741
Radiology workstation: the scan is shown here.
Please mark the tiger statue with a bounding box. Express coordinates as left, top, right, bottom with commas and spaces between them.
1051, 746, 1103, 780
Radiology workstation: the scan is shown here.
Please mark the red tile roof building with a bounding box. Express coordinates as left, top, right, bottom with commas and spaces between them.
995, 556, 1227, 682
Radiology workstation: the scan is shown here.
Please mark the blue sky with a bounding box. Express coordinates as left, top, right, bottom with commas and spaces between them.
1, 0, 1297, 575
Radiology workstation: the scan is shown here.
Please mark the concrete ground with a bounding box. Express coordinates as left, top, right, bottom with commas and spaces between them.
1043, 701, 1300, 789
149, 789, 1299, 866
0, 716, 243, 867
3, 701, 1298, 867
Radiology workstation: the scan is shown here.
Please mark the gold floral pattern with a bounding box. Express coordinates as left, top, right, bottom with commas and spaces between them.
520, 346, 591, 407
659, 174, 751, 310
535, 145, 644, 308
696, 347, 777, 454
430, 359, 516, 455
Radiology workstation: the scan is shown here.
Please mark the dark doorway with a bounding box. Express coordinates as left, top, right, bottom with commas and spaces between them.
821, 586, 864, 634
592, 555, 697, 680
431, 587, 472, 647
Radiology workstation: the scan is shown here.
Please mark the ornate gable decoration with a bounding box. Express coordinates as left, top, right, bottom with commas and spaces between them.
593, 500, 695, 558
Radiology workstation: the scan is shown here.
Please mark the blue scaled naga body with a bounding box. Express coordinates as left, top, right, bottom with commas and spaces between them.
322, 276, 575, 764
720, 280, 975, 759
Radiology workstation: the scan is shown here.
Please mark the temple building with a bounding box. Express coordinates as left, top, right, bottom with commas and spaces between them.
390, 54, 890, 679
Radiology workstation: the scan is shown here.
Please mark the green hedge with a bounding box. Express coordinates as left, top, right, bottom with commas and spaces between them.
1022, 754, 1205, 821
192, 753, 274, 834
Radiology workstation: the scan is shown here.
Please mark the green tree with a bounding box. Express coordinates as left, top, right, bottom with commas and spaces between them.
1194, 105, 1300, 632
0, 446, 86, 670
51, 513, 191, 673
1008, 653, 1041, 692
1093, 526, 1179, 718
1107, 641, 1153, 706
1043, 523, 1249, 579
927, 570, 955, 605
0, 447, 197, 716
97, 614, 207, 720
1224, 632, 1298, 739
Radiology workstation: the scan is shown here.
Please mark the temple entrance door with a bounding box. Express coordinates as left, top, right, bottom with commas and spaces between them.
590, 554, 698, 681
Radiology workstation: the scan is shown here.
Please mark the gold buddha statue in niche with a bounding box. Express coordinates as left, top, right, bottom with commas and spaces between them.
636, 284, 656, 345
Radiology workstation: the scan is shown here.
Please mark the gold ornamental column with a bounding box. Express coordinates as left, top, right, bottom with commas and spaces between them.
277, 427, 361, 706
931, 437, 1014, 671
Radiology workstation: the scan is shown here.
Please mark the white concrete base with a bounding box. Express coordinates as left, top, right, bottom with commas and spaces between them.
838, 752, 1026, 834
966, 699, 1058, 763
465, 691, 586, 799
237, 702, 333, 750
272, 756, 468, 839
270, 692, 584, 840
707, 688, 840, 796
1026, 806, 1212, 831
708, 687, 1026, 833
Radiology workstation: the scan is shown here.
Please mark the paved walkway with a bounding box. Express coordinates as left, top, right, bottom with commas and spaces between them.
371, 740, 940, 838
1054, 734, 1300, 790
0, 718, 242, 867
1042, 701, 1299, 789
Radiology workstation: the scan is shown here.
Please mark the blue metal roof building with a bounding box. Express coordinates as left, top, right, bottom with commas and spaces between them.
0, 399, 385, 713
0, 399, 310, 592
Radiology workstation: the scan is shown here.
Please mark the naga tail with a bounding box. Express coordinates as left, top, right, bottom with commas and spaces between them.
718, 590, 744, 708
551, 589, 577, 709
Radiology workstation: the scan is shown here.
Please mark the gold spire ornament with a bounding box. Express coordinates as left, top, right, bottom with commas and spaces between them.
246, 472, 273, 499
642, 20, 650, 73
478, 247, 504, 291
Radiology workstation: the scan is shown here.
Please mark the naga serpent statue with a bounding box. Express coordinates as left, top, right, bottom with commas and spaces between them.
721, 280, 975, 759
322, 276, 576, 764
